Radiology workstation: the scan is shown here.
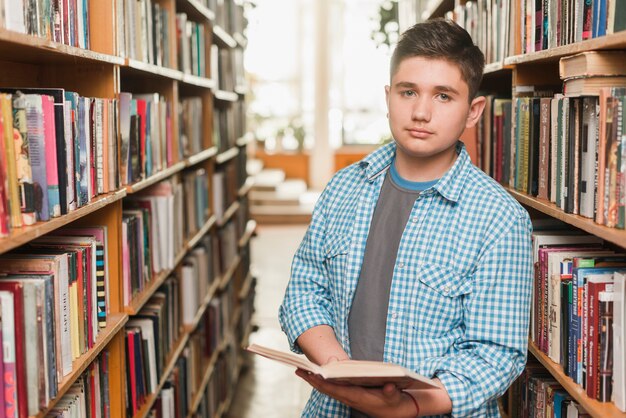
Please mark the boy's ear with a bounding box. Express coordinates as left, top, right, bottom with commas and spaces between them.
385, 85, 390, 107
465, 95, 486, 128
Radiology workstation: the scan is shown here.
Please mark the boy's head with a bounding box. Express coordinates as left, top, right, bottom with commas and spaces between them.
390, 19, 484, 101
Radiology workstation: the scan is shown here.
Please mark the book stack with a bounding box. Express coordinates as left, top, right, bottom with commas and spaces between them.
122, 178, 184, 307
530, 228, 626, 406
0, 0, 91, 49
0, 90, 119, 236
118, 92, 175, 186
0, 226, 110, 417
120, 0, 173, 67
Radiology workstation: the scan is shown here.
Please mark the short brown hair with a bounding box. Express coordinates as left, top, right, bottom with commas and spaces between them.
390, 19, 485, 101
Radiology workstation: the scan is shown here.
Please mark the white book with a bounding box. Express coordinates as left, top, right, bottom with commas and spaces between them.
161, 387, 175, 418
579, 97, 599, 218
3, 0, 25, 33
127, 318, 158, 393
614, 272, 626, 411
181, 260, 199, 325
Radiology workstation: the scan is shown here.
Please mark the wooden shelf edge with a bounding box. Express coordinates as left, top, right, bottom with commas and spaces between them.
505, 31, 626, 66
505, 187, 626, 248
233, 33, 247, 48
216, 147, 240, 164
184, 0, 216, 21
219, 255, 241, 291
528, 343, 626, 418
184, 279, 220, 333
238, 177, 255, 197
238, 219, 256, 248
125, 246, 186, 315
0, 189, 127, 254
132, 333, 190, 418
214, 89, 239, 102
34, 313, 128, 418
188, 343, 223, 416
238, 271, 254, 301
235, 133, 253, 147
218, 201, 240, 227
186, 146, 218, 167
181, 73, 216, 89
126, 162, 187, 194
125, 58, 183, 81
187, 215, 217, 250
212, 26, 237, 48
0, 29, 124, 65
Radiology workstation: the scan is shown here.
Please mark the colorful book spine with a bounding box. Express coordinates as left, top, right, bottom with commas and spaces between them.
11, 94, 37, 226
42, 95, 61, 218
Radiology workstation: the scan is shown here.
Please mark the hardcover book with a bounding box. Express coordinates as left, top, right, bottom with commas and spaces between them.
246, 344, 439, 390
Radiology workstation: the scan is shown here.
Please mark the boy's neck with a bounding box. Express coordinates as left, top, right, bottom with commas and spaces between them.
393, 145, 458, 182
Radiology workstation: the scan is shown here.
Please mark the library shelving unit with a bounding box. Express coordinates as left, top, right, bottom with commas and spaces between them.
0, 0, 253, 416
416, 2, 626, 418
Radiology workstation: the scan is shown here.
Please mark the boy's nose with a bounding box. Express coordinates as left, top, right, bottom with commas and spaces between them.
411, 97, 431, 122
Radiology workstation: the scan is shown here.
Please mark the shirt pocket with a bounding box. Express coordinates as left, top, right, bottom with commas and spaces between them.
408, 263, 472, 338
322, 233, 351, 279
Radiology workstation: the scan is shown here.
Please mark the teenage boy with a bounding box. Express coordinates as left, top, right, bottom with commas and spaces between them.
279, 19, 533, 417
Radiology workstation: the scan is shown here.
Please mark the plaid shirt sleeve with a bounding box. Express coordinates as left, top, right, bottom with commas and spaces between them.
278, 179, 336, 354
435, 214, 533, 417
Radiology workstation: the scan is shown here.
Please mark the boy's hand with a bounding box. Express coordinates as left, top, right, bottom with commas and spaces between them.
295, 368, 418, 418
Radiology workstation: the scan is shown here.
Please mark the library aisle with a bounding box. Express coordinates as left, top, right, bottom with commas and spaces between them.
227, 225, 311, 418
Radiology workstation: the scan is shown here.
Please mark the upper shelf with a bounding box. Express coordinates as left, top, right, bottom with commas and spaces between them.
506, 188, 626, 249
178, 0, 216, 22
0, 28, 123, 66
213, 25, 237, 49
505, 31, 626, 65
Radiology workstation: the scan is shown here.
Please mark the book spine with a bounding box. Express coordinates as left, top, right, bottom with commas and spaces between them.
598, 292, 613, 401
42, 95, 61, 218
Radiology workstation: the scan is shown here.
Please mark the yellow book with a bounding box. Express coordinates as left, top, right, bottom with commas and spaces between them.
0, 94, 22, 228
69, 281, 79, 360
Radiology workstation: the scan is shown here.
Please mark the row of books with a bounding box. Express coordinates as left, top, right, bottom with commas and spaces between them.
183, 168, 211, 239
126, 276, 181, 416
0, 226, 109, 418
122, 178, 184, 307
0, 90, 119, 235
530, 229, 626, 410
119, 92, 175, 186
177, 13, 207, 78
213, 0, 245, 39
446, 0, 626, 65
211, 45, 237, 93
509, 359, 589, 418
0, 0, 90, 49
179, 97, 205, 159
120, 0, 172, 68
213, 102, 243, 154
181, 235, 219, 326
212, 163, 238, 224
43, 352, 110, 418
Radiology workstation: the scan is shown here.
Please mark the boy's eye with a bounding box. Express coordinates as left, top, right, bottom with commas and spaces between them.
437, 93, 450, 101
401, 90, 416, 97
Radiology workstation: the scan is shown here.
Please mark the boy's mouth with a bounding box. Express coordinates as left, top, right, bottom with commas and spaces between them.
407, 128, 433, 139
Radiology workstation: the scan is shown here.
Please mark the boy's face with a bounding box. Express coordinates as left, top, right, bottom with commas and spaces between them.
385, 56, 485, 164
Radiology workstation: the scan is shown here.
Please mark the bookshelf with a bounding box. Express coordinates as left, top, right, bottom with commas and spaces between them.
404, 0, 626, 417
0, 0, 252, 416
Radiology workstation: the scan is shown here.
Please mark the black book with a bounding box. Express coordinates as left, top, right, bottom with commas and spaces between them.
560, 279, 571, 371
528, 97, 541, 196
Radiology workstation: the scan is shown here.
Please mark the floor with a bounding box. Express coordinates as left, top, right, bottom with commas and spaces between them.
226, 224, 312, 418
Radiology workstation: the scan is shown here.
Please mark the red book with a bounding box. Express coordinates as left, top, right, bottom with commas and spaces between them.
587, 276, 614, 399
126, 329, 137, 415
135, 100, 147, 178
0, 282, 27, 418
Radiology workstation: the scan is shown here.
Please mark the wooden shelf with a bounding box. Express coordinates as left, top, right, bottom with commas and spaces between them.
236, 132, 254, 147
213, 25, 237, 48
187, 215, 218, 249
214, 89, 239, 102
126, 247, 187, 315
238, 177, 255, 197
238, 219, 256, 248
421, 0, 454, 20
529, 343, 626, 418
0, 28, 123, 65
125, 58, 184, 81
184, 279, 221, 332
484, 61, 512, 75
218, 201, 240, 227
505, 31, 626, 66
188, 339, 225, 417
239, 320, 255, 350
132, 332, 190, 418
219, 255, 241, 291
186, 146, 218, 167
238, 271, 254, 301
216, 147, 240, 164
506, 187, 626, 249
179, 0, 216, 22
34, 313, 128, 418
181, 73, 216, 89
126, 162, 187, 194
233, 33, 247, 48
0, 189, 127, 254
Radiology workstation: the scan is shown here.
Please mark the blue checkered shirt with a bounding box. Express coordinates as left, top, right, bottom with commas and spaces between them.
279, 142, 533, 417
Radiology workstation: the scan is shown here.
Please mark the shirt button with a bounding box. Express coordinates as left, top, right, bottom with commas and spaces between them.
398, 262, 405, 269
412, 217, 418, 223
391, 312, 398, 319
443, 285, 450, 294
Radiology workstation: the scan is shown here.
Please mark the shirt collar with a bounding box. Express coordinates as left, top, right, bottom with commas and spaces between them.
359, 141, 471, 203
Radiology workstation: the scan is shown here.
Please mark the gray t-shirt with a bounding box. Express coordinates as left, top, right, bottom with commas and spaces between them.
348, 164, 437, 418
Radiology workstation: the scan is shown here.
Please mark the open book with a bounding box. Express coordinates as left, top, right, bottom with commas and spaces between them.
246, 344, 439, 390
